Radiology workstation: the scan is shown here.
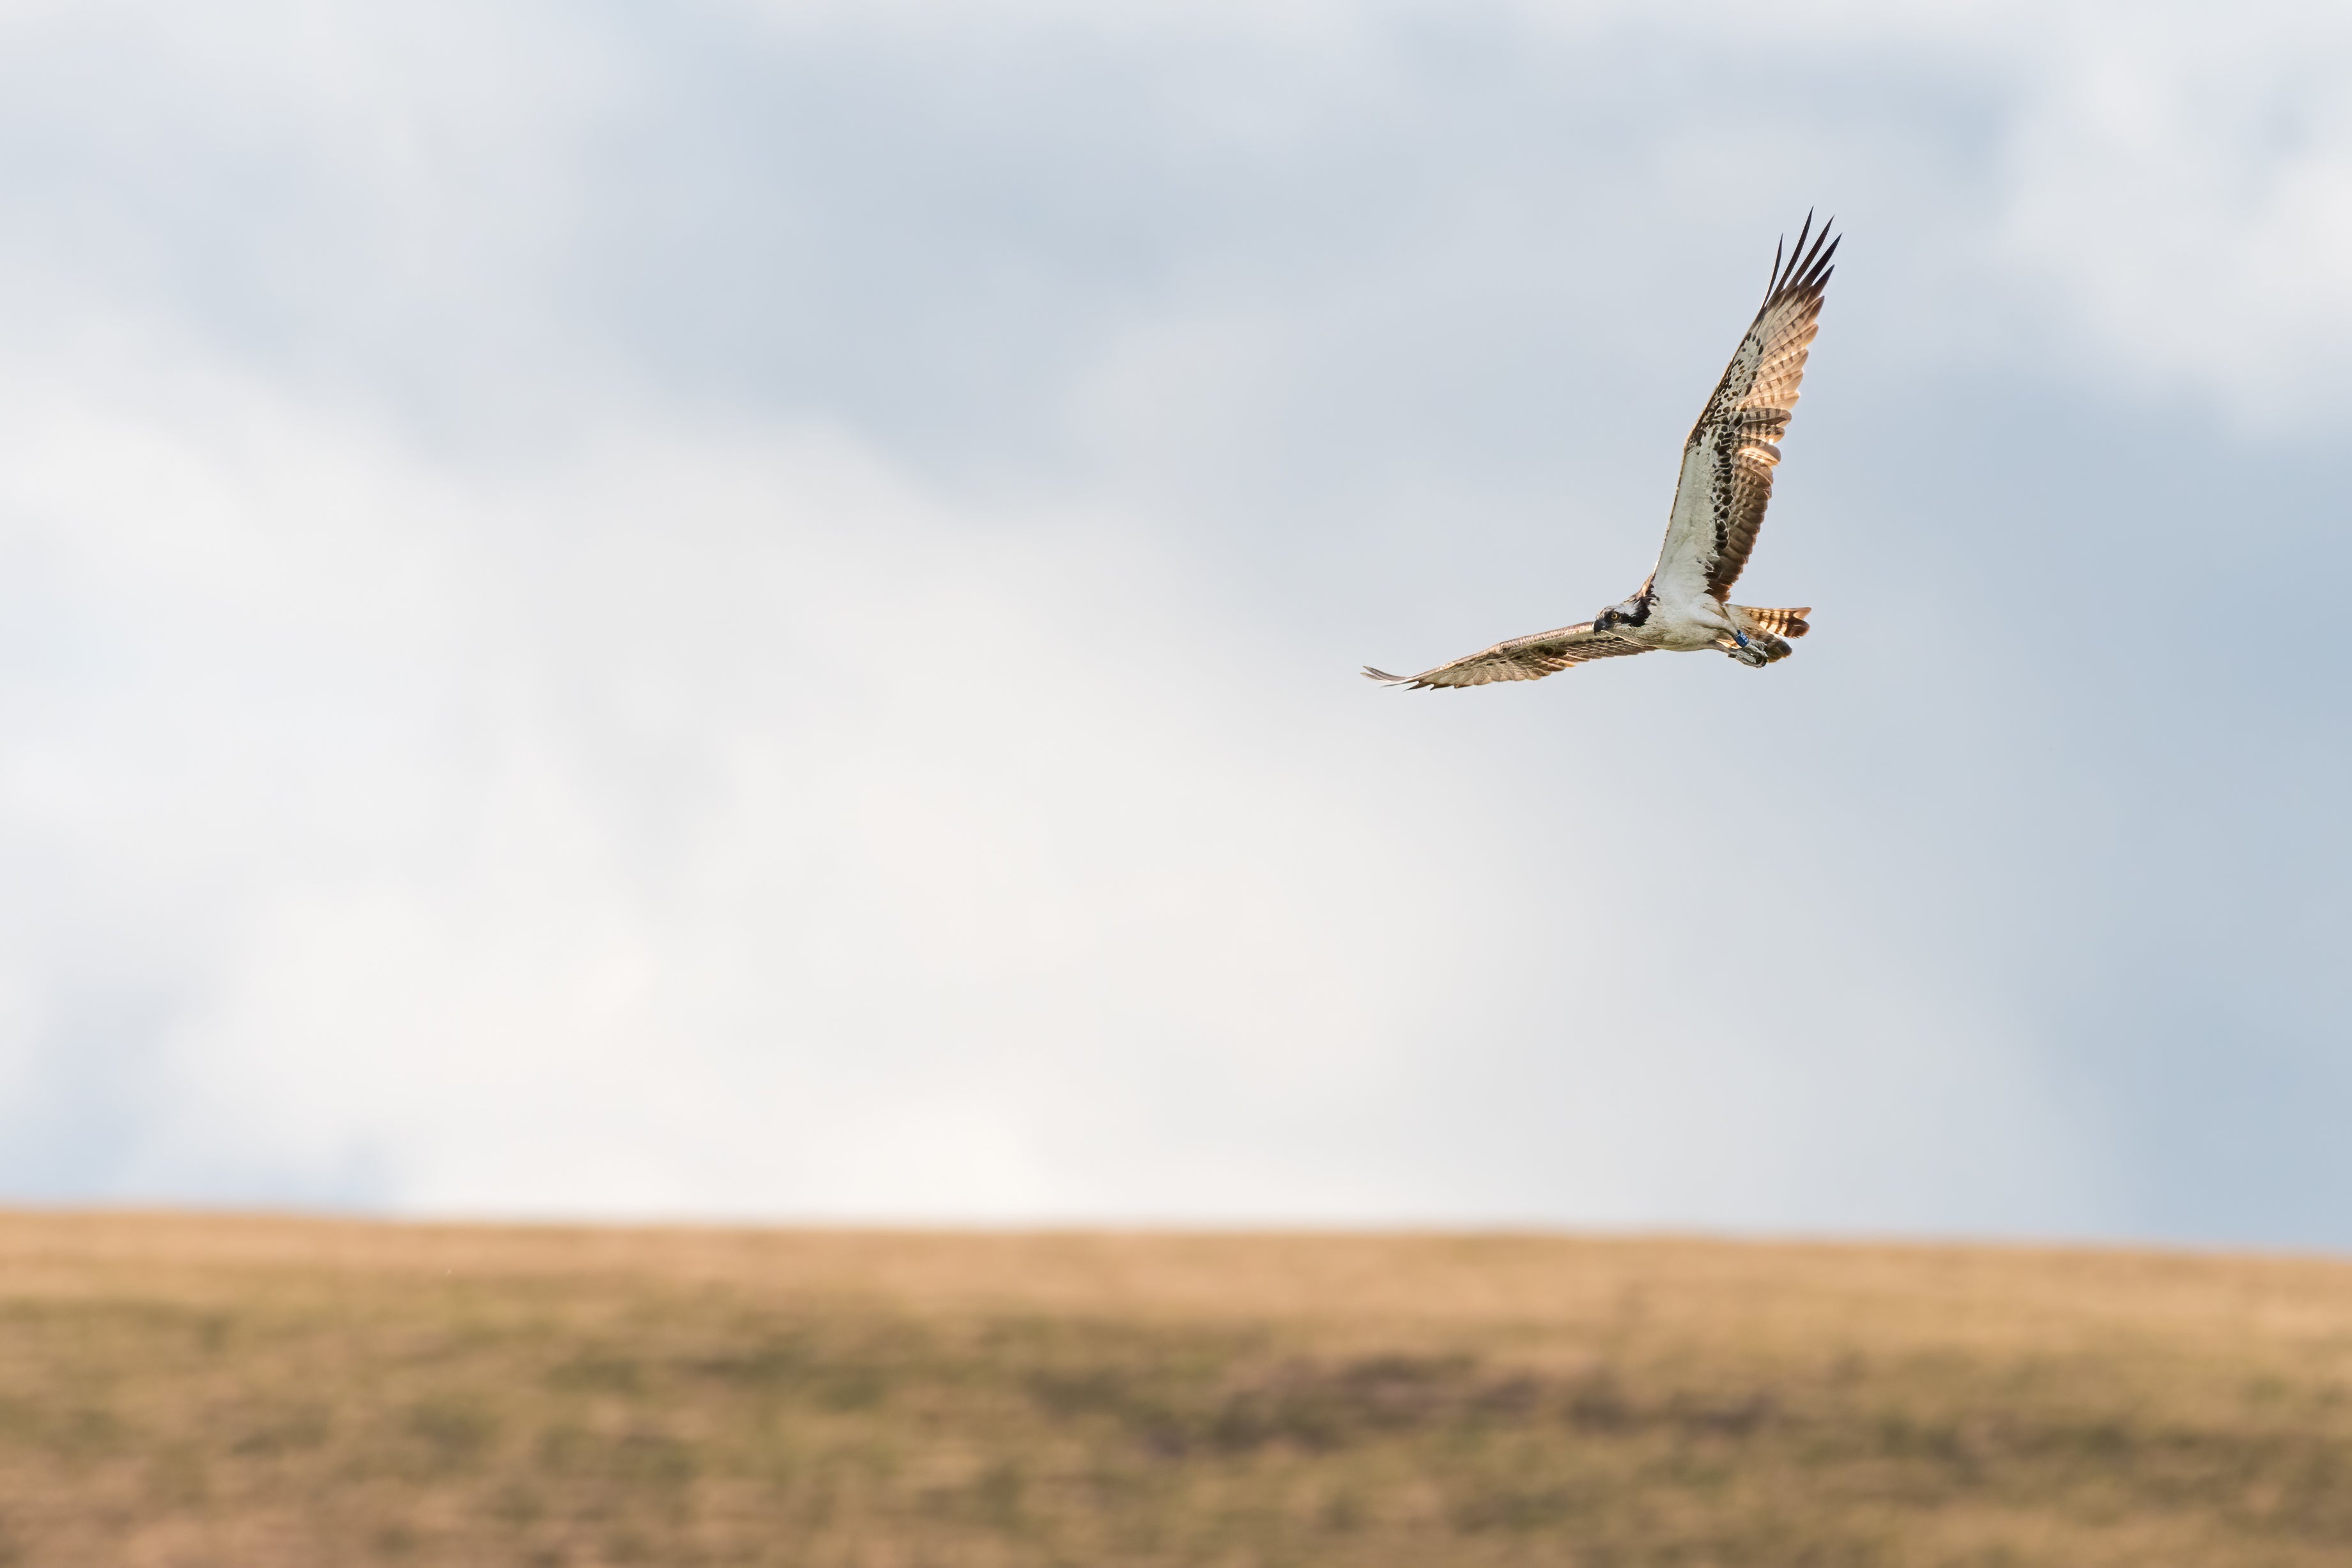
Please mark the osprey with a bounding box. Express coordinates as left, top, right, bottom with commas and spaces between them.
1365, 215, 1838, 689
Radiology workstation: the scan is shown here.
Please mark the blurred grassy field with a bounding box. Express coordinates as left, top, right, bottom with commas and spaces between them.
3, 1215, 2352, 1565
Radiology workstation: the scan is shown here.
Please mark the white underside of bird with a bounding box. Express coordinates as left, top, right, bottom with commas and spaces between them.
1365, 216, 1838, 691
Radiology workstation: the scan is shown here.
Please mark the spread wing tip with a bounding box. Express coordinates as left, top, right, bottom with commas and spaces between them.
1765, 213, 1840, 307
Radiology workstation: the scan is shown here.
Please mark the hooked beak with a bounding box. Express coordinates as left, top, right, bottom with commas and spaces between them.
1594, 611, 1617, 632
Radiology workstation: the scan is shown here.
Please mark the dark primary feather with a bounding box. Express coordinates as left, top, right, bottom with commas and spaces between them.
1362, 621, 1651, 689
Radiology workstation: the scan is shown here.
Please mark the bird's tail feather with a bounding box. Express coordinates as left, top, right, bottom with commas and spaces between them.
1735, 604, 1811, 640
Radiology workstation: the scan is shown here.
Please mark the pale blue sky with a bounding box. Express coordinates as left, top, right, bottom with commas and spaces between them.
0, 0, 2343, 1243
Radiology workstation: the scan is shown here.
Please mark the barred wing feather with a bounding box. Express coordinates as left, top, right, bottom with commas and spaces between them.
1363, 622, 1650, 689
1649, 215, 1837, 604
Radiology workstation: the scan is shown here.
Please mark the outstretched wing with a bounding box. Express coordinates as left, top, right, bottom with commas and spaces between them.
1648, 214, 1838, 604
1364, 622, 1650, 689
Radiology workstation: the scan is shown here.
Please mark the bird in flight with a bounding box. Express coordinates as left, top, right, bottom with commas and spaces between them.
1365, 215, 1838, 689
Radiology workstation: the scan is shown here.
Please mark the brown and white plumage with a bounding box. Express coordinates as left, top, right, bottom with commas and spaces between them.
1652, 213, 1837, 606
1366, 215, 1838, 689
1362, 621, 1647, 689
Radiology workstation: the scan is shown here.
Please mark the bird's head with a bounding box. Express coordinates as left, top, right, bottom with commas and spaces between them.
1594, 597, 1641, 634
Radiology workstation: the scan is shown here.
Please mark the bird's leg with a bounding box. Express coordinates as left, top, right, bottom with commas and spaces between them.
1720, 626, 1769, 668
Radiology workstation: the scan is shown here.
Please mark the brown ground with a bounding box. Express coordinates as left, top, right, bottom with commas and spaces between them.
2, 1213, 2350, 1565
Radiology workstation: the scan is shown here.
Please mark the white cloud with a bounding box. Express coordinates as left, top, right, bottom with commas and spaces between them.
0, 329, 2103, 1228
0, 334, 1523, 1217
1986, 6, 2352, 426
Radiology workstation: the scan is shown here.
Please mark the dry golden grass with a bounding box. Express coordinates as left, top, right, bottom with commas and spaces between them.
3, 1213, 2351, 1565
